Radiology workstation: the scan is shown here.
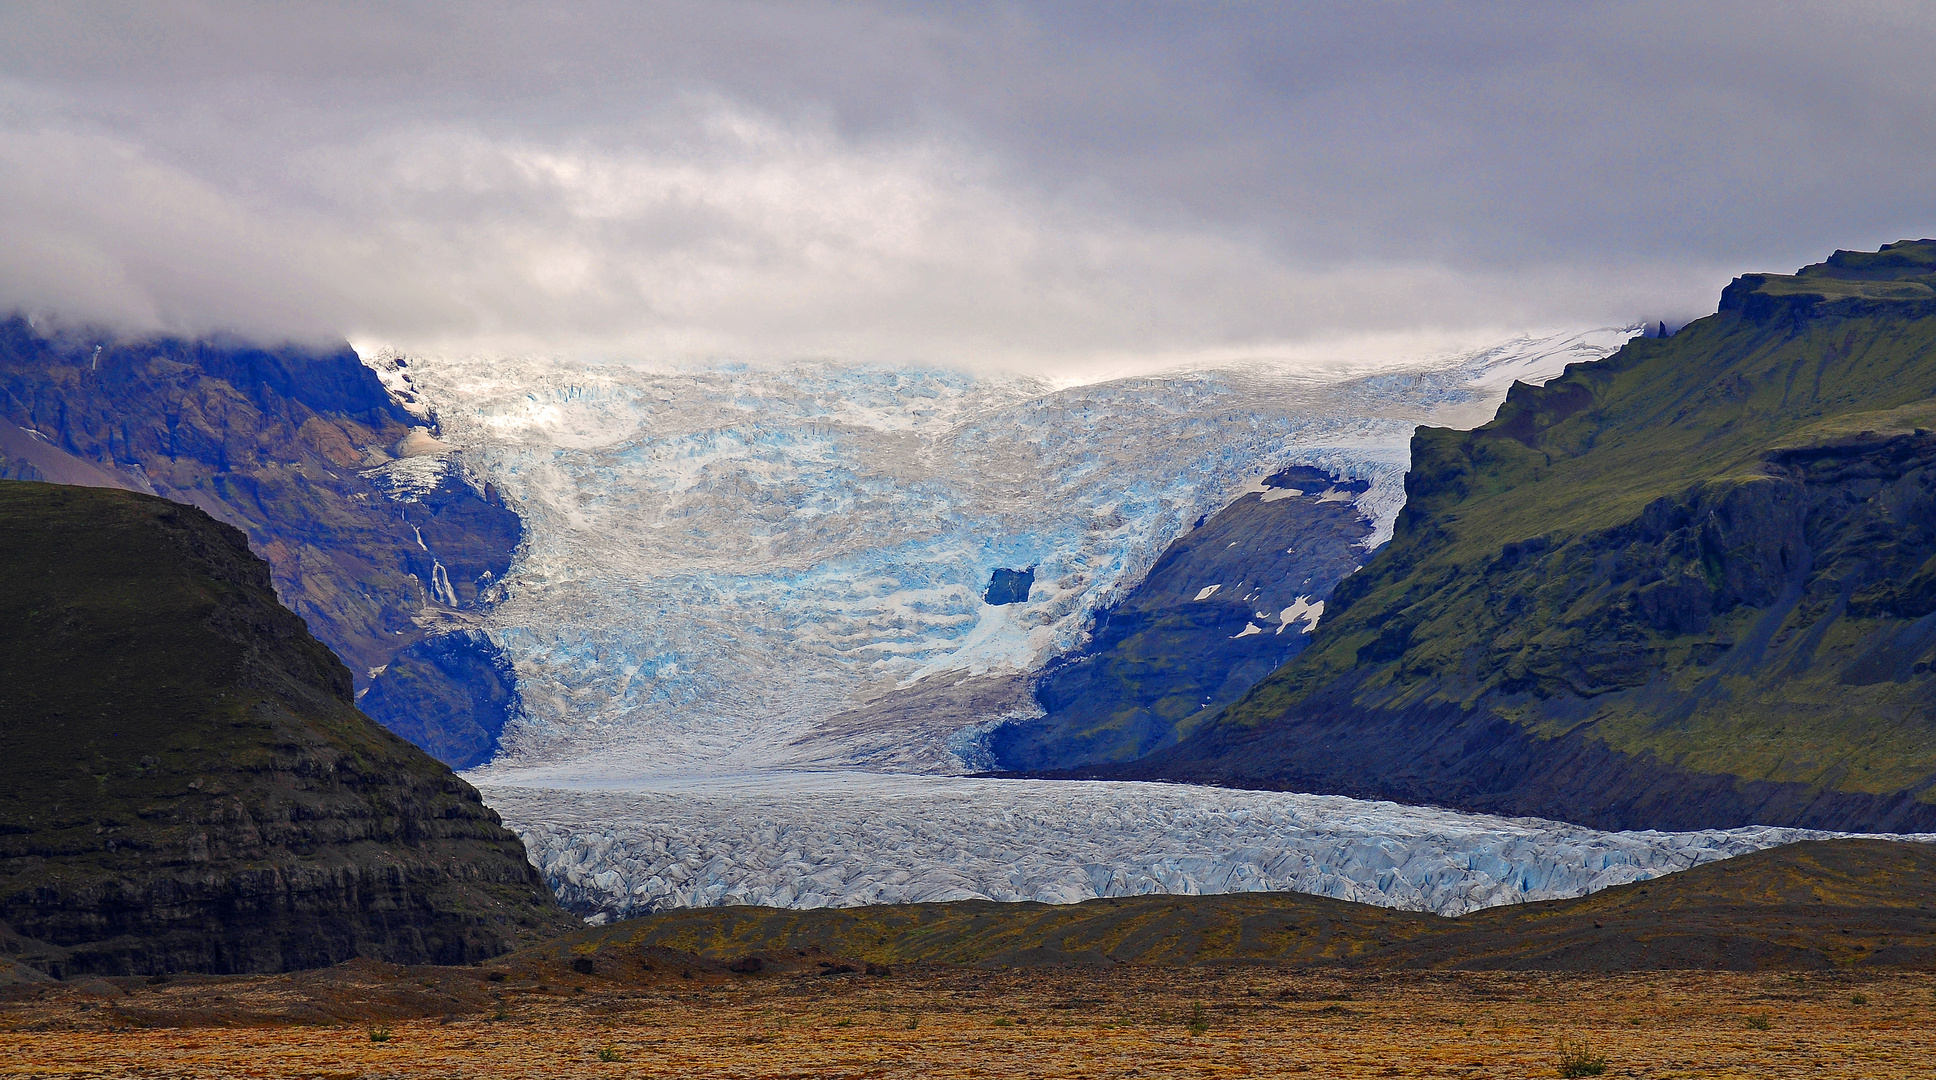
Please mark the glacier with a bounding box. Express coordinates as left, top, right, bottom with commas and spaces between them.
487, 773, 1897, 920
374, 327, 1636, 779
359, 326, 1933, 921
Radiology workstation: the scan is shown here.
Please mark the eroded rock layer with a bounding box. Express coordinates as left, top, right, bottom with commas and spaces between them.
0, 482, 576, 977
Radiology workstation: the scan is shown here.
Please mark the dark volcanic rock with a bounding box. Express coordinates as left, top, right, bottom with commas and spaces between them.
984, 567, 1035, 606
991, 465, 1374, 769
359, 630, 521, 770
1128, 241, 1936, 832
0, 319, 522, 766
0, 482, 577, 977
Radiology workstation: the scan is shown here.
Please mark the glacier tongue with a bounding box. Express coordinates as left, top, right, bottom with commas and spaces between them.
348, 326, 1923, 925
482, 773, 1910, 920
386, 327, 1640, 777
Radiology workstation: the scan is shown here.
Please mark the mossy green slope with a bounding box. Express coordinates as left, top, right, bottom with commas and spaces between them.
1123, 241, 1936, 831
0, 481, 576, 977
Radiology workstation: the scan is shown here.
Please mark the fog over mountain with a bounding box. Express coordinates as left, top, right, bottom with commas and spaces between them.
2, 2, 1934, 370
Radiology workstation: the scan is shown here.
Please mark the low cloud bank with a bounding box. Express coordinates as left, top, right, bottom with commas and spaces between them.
0, 2, 1928, 371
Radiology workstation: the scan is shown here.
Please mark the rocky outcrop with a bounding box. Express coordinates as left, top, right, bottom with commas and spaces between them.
0, 319, 523, 767
991, 465, 1375, 769
358, 630, 521, 770
1130, 241, 1936, 832
0, 482, 577, 977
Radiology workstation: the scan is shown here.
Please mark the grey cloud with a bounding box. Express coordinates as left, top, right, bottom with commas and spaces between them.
0, 1, 1930, 366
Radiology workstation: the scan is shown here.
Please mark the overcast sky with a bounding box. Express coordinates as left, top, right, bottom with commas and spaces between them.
0, 1, 1931, 370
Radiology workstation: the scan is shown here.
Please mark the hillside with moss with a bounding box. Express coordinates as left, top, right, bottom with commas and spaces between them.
1124, 241, 1936, 831
0, 481, 577, 977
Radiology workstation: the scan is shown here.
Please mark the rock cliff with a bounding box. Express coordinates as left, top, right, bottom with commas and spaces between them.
1130, 240, 1936, 832
0, 320, 521, 767
0, 482, 577, 977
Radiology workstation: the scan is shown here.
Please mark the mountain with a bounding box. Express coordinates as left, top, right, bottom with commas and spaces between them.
0, 320, 522, 768
1125, 241, 1936, 832
534, 838, 1936, 971
0, 481, 577, 978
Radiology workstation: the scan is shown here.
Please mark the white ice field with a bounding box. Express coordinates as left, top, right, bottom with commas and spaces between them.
487, 773, 1887, 922
362, 328, 1931, 920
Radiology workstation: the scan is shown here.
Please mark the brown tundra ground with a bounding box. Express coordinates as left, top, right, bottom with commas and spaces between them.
3, 963, 1933, 1079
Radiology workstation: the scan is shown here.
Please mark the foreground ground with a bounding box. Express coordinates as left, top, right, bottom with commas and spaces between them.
4, 962, 1932, 1078
7, 840, 1934, 1076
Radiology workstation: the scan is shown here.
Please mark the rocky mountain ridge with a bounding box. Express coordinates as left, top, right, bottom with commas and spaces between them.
991, 464, 1375, 769
1126, 240, 1936, 832
0, 319, 521, 767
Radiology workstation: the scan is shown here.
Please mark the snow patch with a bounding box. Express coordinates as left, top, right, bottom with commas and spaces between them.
1278, 596, 1323, 635
361, 454, 450, 502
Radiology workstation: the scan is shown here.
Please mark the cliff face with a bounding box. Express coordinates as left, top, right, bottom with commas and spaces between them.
992, 466, 1375, 770
1133, 241, 1936, 832
0, 320, 521, 768
0, 482, 577, 977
